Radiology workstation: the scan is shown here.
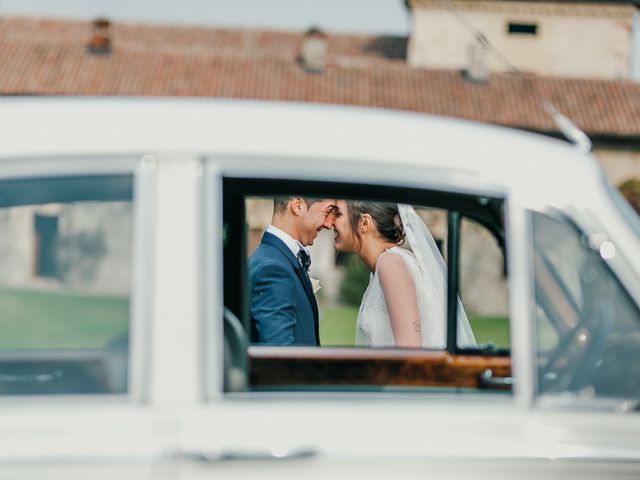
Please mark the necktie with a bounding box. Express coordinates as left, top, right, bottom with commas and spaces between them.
297, 248, 311, 272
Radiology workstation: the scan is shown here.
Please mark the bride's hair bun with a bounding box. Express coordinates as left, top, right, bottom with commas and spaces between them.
392, 212, 406, 244
348, 201, 405, 246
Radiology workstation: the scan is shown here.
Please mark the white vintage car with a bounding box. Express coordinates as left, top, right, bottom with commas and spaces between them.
0, 98, 638, 479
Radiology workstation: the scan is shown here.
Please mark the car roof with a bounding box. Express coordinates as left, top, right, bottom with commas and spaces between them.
0, 96, 601, 194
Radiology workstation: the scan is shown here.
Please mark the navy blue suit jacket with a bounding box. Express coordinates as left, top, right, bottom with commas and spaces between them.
248, 232, 319, 346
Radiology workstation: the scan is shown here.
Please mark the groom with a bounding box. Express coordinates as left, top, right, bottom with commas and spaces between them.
249, 196, 337, 346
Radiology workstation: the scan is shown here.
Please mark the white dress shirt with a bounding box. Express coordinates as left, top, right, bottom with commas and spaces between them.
266, 225, 309, 259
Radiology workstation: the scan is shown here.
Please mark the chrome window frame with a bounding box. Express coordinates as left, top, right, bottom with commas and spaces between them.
202, 153, 530, 405
204, 159, 224, 399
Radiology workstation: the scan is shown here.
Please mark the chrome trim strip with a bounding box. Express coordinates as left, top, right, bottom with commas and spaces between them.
210, 154, 509, 198
129, 154, 158, 403
193, 156, 208, 401
203, 161, 224, 399
0, 155, 139, 179
507, 196, 536, 407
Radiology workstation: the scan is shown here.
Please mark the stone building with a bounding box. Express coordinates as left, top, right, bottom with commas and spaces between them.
405, 0, 640, 185
1, 14, 638, 182
407, 0, 640, 80
0, 202, 131, 295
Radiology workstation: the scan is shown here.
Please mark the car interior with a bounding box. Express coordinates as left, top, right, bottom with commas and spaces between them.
532, 211, 640, 398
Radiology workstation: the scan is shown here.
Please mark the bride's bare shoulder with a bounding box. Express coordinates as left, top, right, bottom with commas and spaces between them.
377, 249, 411, 277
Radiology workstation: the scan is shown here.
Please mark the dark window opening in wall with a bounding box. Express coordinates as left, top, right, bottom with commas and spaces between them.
34, 213, 59, 278
507, 22, 538, 36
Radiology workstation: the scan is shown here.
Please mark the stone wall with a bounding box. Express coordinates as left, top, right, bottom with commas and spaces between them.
408, 0, 637, 80
594, 144, 640, 186
0, 202, 131, 295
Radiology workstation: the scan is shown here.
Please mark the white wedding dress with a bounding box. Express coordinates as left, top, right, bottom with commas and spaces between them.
356, 247, 446, 348
355, 205, 476, 349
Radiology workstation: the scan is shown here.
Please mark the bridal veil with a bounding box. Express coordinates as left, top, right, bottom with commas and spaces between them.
398, 204, 477, 347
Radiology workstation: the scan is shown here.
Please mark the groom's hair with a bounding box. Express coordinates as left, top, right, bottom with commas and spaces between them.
273, 196, 320, 214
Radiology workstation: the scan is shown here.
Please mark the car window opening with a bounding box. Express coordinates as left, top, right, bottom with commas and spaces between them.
220, 178, 511, 394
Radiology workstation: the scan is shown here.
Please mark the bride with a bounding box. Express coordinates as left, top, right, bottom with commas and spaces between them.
333, 200, 476, 349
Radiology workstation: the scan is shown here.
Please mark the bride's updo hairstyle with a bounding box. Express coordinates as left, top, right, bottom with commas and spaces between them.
348, 201, 405, 247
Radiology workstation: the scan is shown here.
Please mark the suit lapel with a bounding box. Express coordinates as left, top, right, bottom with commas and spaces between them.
261, 233, 320, 341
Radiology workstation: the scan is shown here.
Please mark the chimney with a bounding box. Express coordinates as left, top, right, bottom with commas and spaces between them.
87, 17, 112, 55
299, 26, 327, 73
464, 36, 489, 83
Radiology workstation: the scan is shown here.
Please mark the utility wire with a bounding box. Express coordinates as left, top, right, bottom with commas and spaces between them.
440, 0, 519, 75
438, 0, 592, 152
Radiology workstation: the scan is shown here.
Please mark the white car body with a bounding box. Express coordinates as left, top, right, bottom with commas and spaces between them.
0, 98, 638, 479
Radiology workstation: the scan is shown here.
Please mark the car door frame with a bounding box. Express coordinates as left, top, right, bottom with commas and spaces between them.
0, 153, 162, 475
210, 154, 523, 390
182, 154, 545, 461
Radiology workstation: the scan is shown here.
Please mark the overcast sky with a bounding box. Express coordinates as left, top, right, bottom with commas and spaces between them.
1, 0, 410, 35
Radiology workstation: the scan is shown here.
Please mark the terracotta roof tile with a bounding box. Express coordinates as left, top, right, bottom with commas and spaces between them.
2, 16, 639, 138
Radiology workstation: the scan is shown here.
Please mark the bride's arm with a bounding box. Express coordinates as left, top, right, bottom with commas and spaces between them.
377, 253, 422, 348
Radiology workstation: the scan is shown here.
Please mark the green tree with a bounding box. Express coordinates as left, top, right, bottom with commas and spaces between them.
619, 178, 640, 214
339, 254, 370, 306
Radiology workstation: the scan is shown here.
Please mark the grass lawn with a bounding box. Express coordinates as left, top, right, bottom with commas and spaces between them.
320, 304, 510, 348
319, 305, 359, 346
0, 287, 511, 351
0, 287, 129, 349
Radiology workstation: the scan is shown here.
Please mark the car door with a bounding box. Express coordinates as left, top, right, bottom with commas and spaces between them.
176, 155, 640, 479
0, 155, 165, 479
171, 155, 547, 477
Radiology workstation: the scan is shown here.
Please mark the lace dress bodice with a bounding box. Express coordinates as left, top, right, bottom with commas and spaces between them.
355, 247, 446, 349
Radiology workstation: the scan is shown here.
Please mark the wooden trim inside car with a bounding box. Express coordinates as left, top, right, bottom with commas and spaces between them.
249, 346, 511, 390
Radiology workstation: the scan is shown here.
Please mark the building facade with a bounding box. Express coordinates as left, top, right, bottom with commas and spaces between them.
408, 0, 640, 80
